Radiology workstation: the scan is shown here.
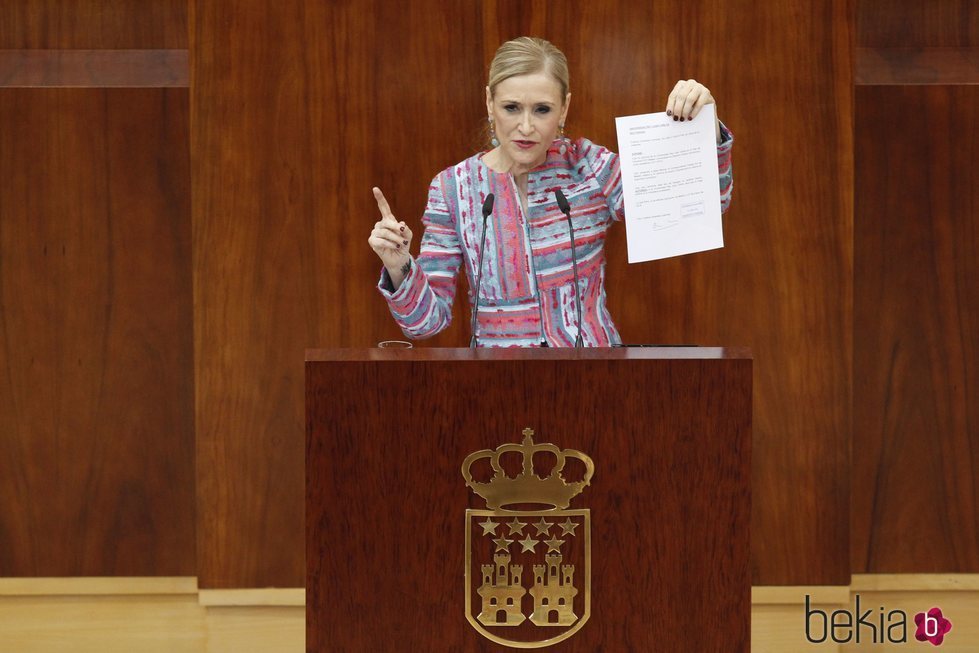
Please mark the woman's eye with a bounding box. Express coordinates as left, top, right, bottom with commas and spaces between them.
504, 104, 518, 112
536, 106, 551, 114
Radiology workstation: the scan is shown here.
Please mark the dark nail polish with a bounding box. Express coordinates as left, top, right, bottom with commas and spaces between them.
396, 244, 401, 249
400, 226, 405, 233
673, 116, 678, 121
666, 110, 672, 116
679, 117, 685, 122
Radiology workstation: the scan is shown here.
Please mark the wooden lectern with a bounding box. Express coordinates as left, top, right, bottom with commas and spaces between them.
306, 347, 751, 652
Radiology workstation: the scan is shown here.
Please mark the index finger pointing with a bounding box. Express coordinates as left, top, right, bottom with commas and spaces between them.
372, 187, 396, 221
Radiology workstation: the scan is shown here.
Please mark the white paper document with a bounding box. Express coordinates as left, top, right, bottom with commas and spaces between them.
615, 105, 723, 263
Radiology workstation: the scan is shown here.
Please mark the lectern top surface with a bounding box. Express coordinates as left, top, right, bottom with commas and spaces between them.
304, 346, 751, 363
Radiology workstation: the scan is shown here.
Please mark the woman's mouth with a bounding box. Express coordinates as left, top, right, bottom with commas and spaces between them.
513, 140, 537, 150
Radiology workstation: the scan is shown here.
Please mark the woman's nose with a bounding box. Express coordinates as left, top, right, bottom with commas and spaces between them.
518, 111, 533, 133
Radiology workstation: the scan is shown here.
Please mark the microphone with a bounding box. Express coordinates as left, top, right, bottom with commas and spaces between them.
469, 193, 495, 348
554, 189, 583, 348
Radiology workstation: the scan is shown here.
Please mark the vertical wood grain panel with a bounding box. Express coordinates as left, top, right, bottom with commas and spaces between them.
0, 1, 187, 49
853, 85, 979, 573
709, 0, 852, 586
192, 0, 483, 588
0, 88, 194, 576
859, 0, 979, 47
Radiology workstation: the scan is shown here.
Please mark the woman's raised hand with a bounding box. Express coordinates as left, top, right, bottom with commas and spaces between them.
368, 187, 413, 289
665, 79, 722, 144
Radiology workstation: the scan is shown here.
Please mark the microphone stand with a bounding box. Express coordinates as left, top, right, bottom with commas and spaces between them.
554, 189, 583, 348
469, 193, 495, 348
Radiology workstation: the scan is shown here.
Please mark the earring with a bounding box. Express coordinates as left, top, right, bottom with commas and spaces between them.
489, 117, 499, 148
559, 123, 568, 155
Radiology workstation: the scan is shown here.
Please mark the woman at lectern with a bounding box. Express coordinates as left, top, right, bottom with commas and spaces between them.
368, 37, 733, 347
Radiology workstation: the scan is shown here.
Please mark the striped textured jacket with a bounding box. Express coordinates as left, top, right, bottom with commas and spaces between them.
378, 128, 733, 347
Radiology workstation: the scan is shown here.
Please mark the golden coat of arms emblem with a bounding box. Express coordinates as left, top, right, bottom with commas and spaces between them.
462, 429, 594, 649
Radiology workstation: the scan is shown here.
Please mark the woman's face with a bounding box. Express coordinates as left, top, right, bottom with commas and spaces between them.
486, 72, 571, 171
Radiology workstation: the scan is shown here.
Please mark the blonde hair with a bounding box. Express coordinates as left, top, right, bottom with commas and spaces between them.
487, 37, 570, 101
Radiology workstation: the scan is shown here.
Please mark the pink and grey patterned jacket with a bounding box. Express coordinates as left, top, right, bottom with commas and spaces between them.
378, 127, 733, 347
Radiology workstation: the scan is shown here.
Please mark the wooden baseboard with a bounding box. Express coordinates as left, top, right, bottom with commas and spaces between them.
0, 578, 304, 606
752, 585, 849, 605
0, 592, 305, 652
0, 576, 197, 596
198, 588, 305, 606
851, 574, 979, 592
751, 575, 979, 603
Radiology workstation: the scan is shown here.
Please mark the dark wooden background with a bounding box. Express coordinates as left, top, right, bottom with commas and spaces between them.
0, 1, 193, 577
852, 86, 979, 572
0, 1, 186, 48
0, 0, 976, 589
192, 0, 853, 589
852, 0, 979, 574
0, 86, 194, 576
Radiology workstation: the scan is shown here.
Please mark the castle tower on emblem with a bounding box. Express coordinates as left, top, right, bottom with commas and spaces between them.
530, 551, 578, 625
476, 552, 526, 625
462, 428, 595, 649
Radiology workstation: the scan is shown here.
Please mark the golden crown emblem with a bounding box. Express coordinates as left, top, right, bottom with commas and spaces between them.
461, 429, 595, 510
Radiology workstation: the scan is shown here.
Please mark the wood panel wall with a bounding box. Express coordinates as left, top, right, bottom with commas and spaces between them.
0, 1, 187, 48
193, 0, 853, 588
852, 0, 979, 574
7, 0, 974, 593
858, 0, 978, 47
0, 2, 193, 577
192, 0, 486, 590
853, 86, 979, 573
0, 88, 194, 576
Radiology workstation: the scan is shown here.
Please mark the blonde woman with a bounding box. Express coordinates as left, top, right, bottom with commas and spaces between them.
369, 37, 733, 347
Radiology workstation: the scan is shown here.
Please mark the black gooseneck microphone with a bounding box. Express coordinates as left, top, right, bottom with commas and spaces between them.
554, 189, 584, 348
469, 193, 495, 348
